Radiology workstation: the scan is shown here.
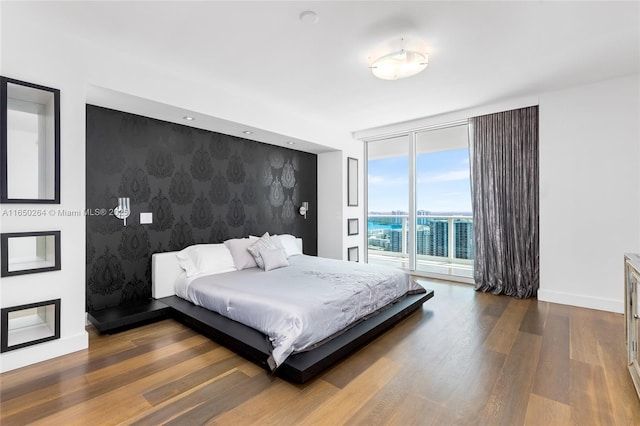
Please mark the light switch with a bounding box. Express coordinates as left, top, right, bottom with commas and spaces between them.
140, 212, 153, 224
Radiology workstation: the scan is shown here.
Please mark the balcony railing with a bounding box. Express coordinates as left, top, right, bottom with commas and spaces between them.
368, 214, 474, 277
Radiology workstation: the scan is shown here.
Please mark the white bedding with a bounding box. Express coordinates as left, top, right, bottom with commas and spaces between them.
176, 255, 424, 369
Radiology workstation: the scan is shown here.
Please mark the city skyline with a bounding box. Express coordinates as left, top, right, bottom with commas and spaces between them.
368, 217, 474, 260
368, 148, 472, 214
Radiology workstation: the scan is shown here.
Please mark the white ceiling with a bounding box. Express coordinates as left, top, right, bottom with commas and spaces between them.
7, 1, 640, 152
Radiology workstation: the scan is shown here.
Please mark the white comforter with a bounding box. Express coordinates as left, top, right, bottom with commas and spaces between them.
178, 255, 424, 369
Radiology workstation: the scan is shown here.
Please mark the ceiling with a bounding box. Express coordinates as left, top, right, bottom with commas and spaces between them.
5, 1, 640, 152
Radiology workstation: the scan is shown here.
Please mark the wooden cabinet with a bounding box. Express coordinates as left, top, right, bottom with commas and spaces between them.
624, 253, 640, 399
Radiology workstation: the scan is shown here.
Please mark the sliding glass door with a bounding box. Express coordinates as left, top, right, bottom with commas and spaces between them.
366, 123, 473, 280
366, 135, 410, 269
415, 124, 473, 278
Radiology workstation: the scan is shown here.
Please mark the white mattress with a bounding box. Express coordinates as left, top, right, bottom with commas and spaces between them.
175, 255, 424, 369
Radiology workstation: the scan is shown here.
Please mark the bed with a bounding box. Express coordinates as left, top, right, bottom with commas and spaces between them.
152, 234, 434, 383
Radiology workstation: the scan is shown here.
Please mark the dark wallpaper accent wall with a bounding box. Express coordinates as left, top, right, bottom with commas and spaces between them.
86, 105, 317, 311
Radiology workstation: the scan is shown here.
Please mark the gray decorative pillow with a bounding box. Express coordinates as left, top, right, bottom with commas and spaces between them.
260, 248, 290, 271
224, 238, 258, 270
247, 232, 284, 269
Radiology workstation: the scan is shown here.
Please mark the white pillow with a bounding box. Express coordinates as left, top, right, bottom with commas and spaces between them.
261, 247, 290, 271
275, 234, 303, 257
176, 244, 236, 277
224, 238, 258, 270
246, 232, 284, 269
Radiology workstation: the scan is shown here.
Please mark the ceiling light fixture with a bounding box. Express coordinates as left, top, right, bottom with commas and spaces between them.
243, 130, 253, 135
370, 48, 428, 80
183, 116, 194, 121
287, 141, 296, 145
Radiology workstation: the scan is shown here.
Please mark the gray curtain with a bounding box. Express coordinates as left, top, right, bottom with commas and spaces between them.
469, 106, 539, 298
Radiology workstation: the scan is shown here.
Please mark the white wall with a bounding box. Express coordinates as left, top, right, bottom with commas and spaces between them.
317, 151, 343, 259
0, 19, 88, 372
343, 141, 365, 260
317, 140, 365, 261
538, 74, 640, 313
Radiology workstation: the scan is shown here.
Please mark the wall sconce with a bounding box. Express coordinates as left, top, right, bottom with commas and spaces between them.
299, 201, 309, 219
114, 197, 130, 226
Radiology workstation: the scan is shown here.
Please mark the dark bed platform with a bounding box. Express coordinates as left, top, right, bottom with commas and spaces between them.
158, 288, 433, 383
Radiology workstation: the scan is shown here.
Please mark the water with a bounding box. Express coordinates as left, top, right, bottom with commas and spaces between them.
367, 221, 402, 231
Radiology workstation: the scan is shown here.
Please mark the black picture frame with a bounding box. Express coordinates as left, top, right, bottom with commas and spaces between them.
1, 299, 61, 353
1, 76, 61, 204
347, 246, 359, 262
347, 218, 359, 236
1, 231, 61, 277
347, 157, 358, 207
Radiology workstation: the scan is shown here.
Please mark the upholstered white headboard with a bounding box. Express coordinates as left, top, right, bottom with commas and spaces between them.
151, 237, 303, 300
151, 251, 183, 299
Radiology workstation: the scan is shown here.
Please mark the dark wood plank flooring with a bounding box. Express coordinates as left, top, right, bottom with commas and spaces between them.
1, 280, 638, 425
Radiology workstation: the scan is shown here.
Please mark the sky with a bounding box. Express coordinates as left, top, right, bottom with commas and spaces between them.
367, 148, 472, 214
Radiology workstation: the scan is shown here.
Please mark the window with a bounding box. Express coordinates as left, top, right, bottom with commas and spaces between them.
415, 125, 473, 278
366, 134, 410, 269
366, 123, 473, 280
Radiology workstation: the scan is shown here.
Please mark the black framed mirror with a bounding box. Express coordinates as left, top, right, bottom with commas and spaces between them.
347, 218, 359, 236
1, 76, 60, 204
347, 246, 359, 262
347, 157, 358, 207
1, 299, 61, 353
1, 231, 61, 277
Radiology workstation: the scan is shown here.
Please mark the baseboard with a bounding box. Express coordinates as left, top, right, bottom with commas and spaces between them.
537, 289, 623, 314
0, 331, 88, 373
413, 271, 474, 285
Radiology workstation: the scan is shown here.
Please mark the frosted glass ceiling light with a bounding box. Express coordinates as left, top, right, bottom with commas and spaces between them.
370, 49, 428, 80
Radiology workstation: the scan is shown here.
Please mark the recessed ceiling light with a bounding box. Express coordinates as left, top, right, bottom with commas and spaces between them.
183, 116, 194, 121
243, 130, 253, 135
287, 141, 296, 145
299, 10, 318, 24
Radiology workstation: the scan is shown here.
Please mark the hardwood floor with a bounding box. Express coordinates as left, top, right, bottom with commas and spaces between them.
1, 280, 639, 425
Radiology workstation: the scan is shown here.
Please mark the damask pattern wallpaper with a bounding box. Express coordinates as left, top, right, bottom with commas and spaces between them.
86, 106, 317, 311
